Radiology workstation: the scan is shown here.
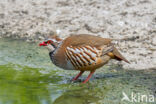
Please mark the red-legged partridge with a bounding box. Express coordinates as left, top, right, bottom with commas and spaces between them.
39, 34, 129, 83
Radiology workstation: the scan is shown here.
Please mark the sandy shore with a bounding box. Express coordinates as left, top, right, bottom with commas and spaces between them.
0, 0, 156, 70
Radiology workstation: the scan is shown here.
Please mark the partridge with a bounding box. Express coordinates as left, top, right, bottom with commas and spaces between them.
39, 34, 129, 83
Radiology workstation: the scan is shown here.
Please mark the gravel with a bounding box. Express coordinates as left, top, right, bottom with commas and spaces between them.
0, 0, 156, 70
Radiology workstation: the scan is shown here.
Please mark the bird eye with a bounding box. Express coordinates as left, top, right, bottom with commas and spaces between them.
47, 41, 50, 44
45, 40, 52, 44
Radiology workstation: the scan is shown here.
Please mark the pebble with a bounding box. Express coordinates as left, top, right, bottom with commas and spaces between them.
0, 0, 155, 70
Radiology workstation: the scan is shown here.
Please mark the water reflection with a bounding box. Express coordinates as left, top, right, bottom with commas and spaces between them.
0, 64, 101, 104
0, 64, 62, 104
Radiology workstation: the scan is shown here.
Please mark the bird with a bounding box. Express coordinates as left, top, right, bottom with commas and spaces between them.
39, 34, 129, 83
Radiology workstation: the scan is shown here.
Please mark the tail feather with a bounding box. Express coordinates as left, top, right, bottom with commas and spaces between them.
113, 47, 130, 63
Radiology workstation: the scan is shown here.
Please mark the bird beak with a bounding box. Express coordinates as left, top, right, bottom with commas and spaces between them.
39, 41, 47, 46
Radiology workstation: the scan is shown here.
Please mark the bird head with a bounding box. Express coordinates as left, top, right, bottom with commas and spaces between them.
39, 35, 62, 52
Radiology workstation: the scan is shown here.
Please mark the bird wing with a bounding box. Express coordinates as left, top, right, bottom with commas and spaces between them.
62, 34, 112, 48
62, 34, 129, 64
61, 34, 113, 69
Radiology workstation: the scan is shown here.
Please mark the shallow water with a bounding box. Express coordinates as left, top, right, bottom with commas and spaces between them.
0, 38, 155, 104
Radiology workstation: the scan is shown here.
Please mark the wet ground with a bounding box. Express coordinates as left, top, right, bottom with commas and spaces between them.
0, 38, 155, 104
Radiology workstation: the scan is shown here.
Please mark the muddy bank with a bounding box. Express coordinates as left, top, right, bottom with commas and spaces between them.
0, 0, 156, 70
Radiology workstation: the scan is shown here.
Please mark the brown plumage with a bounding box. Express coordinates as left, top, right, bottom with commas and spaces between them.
39, 34, 129, 83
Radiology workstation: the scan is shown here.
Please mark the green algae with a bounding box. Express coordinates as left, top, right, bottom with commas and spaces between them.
0, 38, 155, 104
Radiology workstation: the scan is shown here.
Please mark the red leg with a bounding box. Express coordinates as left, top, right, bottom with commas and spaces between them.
82, 71, 95, 84
72, 71, 84, 81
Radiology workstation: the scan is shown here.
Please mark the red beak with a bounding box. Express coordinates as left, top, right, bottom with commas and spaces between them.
39, 41, 47, 46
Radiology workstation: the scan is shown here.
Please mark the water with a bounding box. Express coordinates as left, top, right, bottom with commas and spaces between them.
0, 38, 155, 104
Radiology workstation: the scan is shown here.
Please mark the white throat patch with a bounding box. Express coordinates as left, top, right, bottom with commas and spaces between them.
46, 44, 55, 52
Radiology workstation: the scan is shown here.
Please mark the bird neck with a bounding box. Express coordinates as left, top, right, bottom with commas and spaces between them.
49, 50, 55, 63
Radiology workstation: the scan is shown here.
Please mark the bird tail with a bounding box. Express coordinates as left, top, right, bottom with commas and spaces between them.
112, 47, 130, 63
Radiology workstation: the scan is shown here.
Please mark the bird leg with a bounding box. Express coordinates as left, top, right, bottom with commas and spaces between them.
82, 71, 95, 84
72, 71, 84, 81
